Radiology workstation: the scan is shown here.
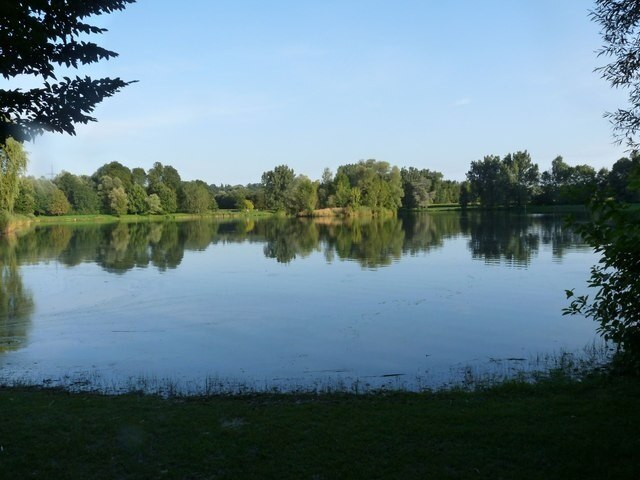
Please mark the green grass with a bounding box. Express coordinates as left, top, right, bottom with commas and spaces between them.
26, 210, 273, 226
1, 374, 638, 479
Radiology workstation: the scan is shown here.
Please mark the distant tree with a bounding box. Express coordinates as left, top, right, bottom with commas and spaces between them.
147, 162, 181, 193
127, 183, 148, 214
539, 156, 571, 204
262, 165, 295, 211
109, 186, 128, 216
151, 183, 177, 213
466, 155, 505, 207
334, 172, 352, 208
54, 171, 100, 214
0, 0, 136, 144
29, 177, 56, 215
288, 176, 318, 215
162, 165, 182, 193
0, 138, 28, 213
146, 193, 162, 214
608, 155, 640, 202
459, 181, 472, 208
401, 167, 434, 209
336, 160, 403, 210
14, 177, 35, 214
242, 199, 255, 212
97, 175, 123, 213
538, 156, 599, 205
48, 188, 70, 215
317, 167, 334, 208
92, 161, 133, 193
180, 181, 211, 214
434, 179, 461, 204
502, 151, 539, 207
147, 162, 163, 189
131, 167, 147, 187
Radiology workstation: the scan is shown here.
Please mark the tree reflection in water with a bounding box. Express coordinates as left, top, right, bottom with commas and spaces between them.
0, 212, 590, 353
2, 212, 590, 274
0, 234, 34, 352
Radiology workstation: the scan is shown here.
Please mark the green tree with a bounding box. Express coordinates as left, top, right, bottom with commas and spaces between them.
13, 177, 35, 214
0, 138, 28, 213
466, 155, 505, 207
334, 172, 352, 208
608, 155, 640, 202
97, 175, 124, 213
147, 162, 181, 193
401, 167, 434, 209
241, 199, 254, 211
48, 187, 70, 215
29, 177, 57, 215
92, 162, 133, 193
54, 172, 100, 214
151, 183, 177, 213
0, 0, 135, 143
317, 167, 334, 208
127, 183, 148, 214
180, 181, 211, 214
459, 181, 472, 208
336, 160, 403, 210
502, 151, 540, 207
109, 186, 128, 216
262, 165, 295, 211
146, 193, 162, 214
131, 167, 147, 187
288, 176, 318, 215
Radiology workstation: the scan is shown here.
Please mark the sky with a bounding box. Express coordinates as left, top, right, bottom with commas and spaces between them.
17, 0, 630, 185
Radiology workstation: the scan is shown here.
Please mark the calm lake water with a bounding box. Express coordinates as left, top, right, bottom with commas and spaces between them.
0, 212, 600, 393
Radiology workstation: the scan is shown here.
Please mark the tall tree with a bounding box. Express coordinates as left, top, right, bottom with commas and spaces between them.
180, 181, 212, 214
262, 165, 295, 211
502, 151, 539, 207
288, 176, 318, 215
0, 0, 136, 143
0, 138, 28, 213
466, 155, 504, 207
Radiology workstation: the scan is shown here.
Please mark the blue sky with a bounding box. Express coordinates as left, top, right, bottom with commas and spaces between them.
22, 0, 628, 185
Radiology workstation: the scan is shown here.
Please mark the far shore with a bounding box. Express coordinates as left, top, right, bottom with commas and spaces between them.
0, 204, 590, 235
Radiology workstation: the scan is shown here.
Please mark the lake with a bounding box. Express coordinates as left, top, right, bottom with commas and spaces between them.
0, 211, 602, 393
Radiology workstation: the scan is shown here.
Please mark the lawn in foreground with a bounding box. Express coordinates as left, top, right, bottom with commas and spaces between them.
1, 375, 638, 479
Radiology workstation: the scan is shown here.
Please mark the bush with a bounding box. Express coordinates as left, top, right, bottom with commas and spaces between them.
564, 197, 640, 373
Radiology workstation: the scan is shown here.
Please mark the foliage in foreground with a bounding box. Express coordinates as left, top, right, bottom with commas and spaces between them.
565, 196, 640, 372
0, 0, 136, 143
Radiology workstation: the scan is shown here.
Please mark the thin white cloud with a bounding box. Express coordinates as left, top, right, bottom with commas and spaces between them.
453, 97, 472, 107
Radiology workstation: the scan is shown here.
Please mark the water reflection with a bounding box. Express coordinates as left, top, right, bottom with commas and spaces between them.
462, 212, 540, 267
0, 235, 34, 351
0, 212, 596, 391
1, 212, 589, 274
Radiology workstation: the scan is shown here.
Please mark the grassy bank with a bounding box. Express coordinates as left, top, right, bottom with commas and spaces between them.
0, 210, 273, 230
1, 374, 638, 479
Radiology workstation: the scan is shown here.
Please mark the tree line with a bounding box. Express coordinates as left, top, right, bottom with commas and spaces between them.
2, 140, 639, 218
465, 150, 640, 208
